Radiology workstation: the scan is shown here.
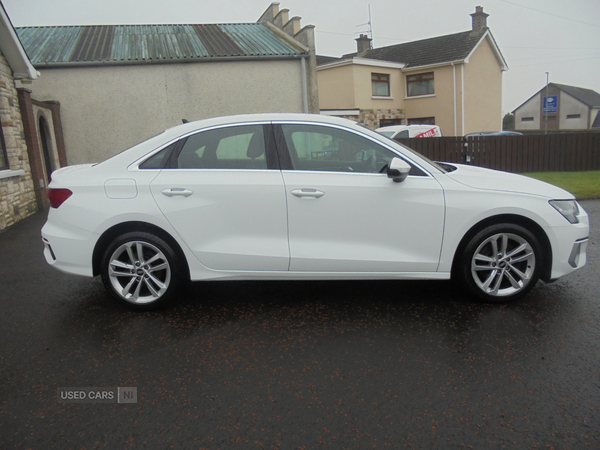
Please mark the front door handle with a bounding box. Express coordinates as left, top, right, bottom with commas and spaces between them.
291, 189, 325, 199
161, 188, 193, 197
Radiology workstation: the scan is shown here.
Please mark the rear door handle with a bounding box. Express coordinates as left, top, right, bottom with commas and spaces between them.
291, 189, 325, 199
161, 188, 193, 197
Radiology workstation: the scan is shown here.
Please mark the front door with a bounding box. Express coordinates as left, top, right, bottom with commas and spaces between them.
276, 123, 445, 273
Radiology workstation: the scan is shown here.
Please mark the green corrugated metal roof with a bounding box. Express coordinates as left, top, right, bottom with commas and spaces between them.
16, 22, 306, 66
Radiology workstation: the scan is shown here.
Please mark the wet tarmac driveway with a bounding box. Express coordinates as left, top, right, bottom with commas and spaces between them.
1, 200, 599, 449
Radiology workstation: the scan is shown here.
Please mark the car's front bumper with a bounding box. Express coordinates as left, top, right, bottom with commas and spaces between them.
545, 207, 589, 280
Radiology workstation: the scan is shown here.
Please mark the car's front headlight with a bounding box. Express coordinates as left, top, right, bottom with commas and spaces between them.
549, 199, 580, 224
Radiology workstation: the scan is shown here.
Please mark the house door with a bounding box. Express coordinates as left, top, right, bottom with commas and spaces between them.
38, 116, 53, 185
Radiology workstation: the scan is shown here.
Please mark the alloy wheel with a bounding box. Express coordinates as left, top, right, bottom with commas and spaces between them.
107, 240, 172, 304
470, 232, 536, 297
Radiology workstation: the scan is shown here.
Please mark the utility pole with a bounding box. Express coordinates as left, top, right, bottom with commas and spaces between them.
545, 72, 549, 135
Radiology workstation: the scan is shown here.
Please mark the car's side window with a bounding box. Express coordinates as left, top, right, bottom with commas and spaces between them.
176, 125, 267, 169
280, 124, 400, 174
139, 142, 177, 169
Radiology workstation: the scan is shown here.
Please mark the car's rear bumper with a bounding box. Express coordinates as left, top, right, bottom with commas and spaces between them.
41, 211, 97, 277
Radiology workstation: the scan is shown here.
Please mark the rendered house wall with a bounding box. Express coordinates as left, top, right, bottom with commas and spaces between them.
463, 38, 503, 133
514, 93, 541, 130
25, 60, 306, 164
318, 36, 504, 136
559, 92, 590, 129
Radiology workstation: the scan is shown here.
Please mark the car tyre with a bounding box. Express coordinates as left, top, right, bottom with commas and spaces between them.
459, 223, 542, 303
100, 232, 184, 310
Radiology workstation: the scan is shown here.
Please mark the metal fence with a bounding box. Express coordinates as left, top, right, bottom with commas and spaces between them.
395, 133, 600, 173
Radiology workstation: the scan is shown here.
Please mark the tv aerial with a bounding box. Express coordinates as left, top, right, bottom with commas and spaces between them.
355, 4, 373, 48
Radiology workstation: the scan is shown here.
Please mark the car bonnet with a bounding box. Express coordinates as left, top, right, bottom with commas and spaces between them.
444, 164, 574, 199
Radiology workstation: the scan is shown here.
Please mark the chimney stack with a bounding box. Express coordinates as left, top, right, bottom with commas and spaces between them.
356, 34, 372, 55
470, 6, 489, 32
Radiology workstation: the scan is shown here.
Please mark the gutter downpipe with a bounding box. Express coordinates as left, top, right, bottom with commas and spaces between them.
452, 63, 457, 136
301, 55, 309, 113
461, 64, 465, 136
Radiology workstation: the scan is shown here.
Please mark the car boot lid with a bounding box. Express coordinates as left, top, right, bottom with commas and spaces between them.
49, 164, 95, 184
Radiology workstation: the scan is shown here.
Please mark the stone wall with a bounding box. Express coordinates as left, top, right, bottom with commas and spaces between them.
358, 109, 406, 129
0, 52, 37, 231
335, 109, 406, 130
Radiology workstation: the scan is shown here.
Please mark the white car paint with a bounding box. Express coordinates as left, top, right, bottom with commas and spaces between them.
150, 169, 289, 271
281, 170, 445, 272
446, 164, 570, 197
41, 113, 589, 307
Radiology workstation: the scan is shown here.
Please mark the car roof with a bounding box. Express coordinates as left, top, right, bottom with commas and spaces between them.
168, 113, 358, 136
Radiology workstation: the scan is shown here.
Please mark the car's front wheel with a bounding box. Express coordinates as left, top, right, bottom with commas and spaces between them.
459, 223, 542, 302
101, 232, 183, 310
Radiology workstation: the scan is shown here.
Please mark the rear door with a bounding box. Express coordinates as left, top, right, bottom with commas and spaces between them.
150, 123, 289, 271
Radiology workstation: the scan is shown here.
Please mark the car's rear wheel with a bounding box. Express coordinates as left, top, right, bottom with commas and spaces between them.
101, 232, 183, 310
459, 223, 542, 302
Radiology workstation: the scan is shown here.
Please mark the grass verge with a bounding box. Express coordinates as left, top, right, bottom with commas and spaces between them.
523, 171, 600, 199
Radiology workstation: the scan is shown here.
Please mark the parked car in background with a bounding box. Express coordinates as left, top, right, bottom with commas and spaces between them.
376, 124, 443, 139
42, 114, 588, 310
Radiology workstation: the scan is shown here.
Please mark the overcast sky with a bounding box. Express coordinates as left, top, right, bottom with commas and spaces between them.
4, 0, 600, 114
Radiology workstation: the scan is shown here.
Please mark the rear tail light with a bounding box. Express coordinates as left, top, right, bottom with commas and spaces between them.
48, 189, 73, 208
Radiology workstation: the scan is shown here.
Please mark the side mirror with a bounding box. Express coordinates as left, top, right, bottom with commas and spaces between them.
387, 157, 411, 183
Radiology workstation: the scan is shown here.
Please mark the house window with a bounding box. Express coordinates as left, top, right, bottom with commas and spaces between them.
566, 114, 581, 119
407, 72, 434, 97
408, 117, 435, 125
372, 73, 390, 97
521, 117, 534, 122
0, 120, 8, 170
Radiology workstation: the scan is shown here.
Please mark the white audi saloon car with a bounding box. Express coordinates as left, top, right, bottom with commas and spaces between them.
42, 114, 589, 309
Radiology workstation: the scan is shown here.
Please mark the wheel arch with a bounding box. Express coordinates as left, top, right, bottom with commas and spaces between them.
450, 214, 553, 282
92, 221, 190, 280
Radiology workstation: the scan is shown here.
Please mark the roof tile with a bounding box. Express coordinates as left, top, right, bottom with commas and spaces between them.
361, 29, 488, 68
